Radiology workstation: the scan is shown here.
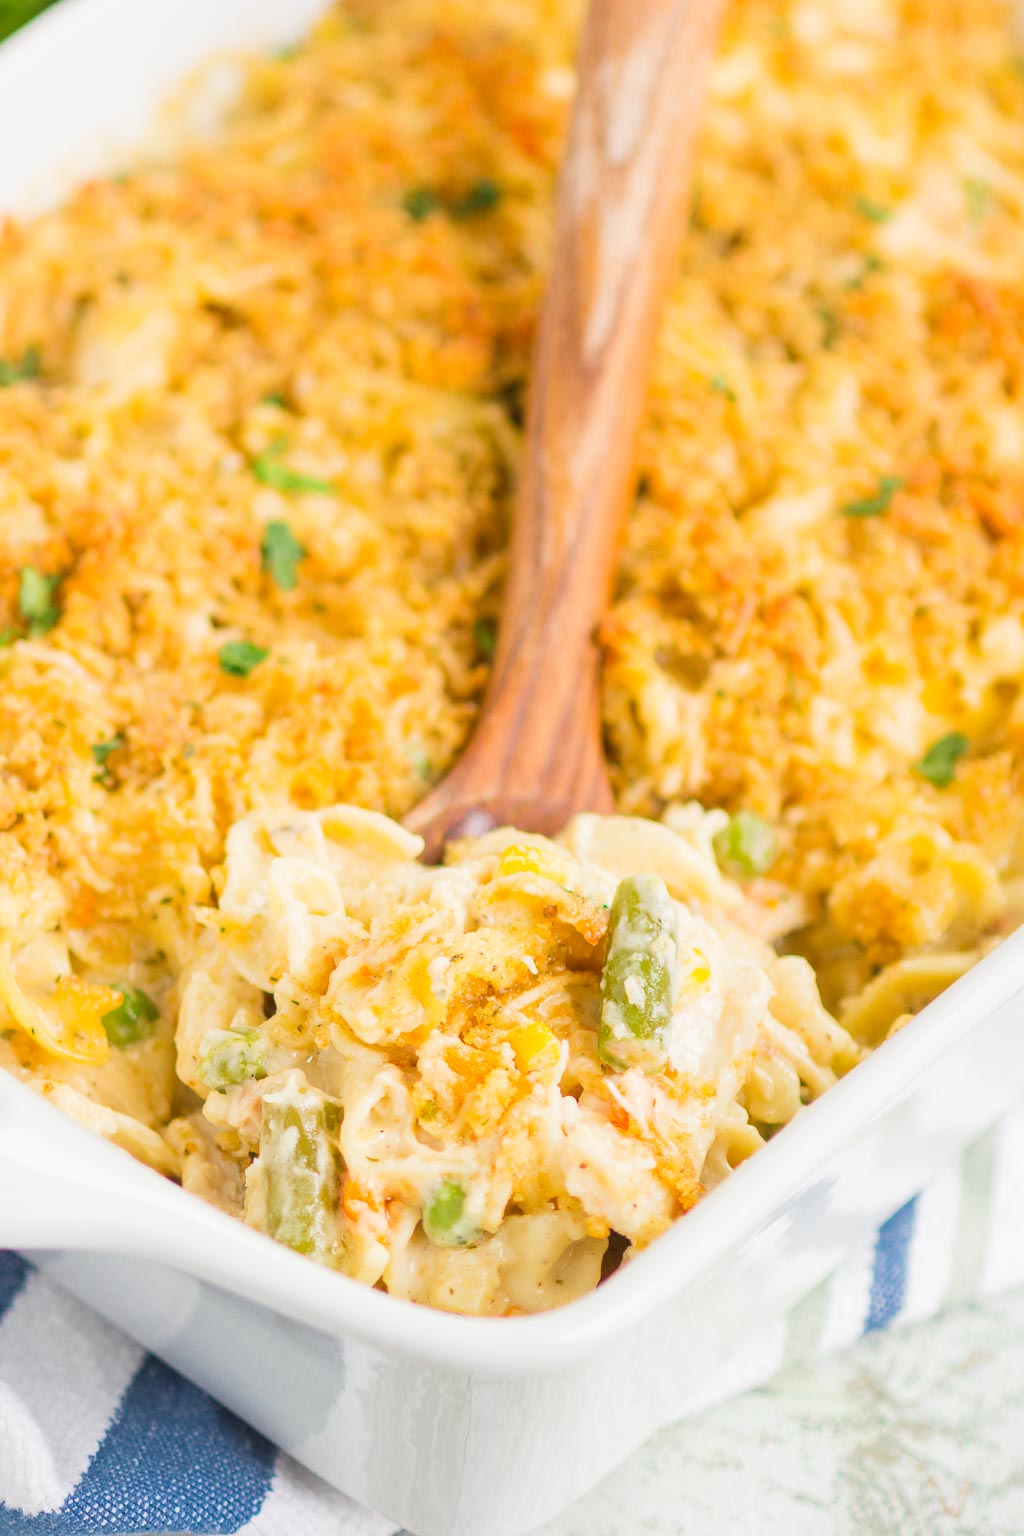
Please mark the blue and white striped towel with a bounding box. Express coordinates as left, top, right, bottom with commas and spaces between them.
2, 1109, 1023, 1536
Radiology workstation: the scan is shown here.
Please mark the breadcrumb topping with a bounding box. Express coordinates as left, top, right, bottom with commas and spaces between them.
0, 0, 1020, 1050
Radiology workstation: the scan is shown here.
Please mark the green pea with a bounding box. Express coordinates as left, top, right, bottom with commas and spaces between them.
102, 985, 159, 1049
423, 1179, 482, 1248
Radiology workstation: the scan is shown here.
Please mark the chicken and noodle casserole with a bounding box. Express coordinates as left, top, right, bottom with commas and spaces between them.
0, 0, 1022, 1313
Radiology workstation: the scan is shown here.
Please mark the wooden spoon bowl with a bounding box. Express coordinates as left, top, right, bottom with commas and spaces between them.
406, 0, 726, 860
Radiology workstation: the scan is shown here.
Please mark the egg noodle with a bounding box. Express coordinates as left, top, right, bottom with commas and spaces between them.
0, 0, 1021, 1313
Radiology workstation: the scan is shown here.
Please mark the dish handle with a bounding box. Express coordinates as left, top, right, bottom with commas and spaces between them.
0, 1071, 222, 1258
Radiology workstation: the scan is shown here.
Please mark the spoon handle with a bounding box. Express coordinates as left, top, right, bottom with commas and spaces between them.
408, 0, 726, 854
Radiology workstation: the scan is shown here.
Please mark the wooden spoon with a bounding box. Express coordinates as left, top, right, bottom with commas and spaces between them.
406, 0, 726, 860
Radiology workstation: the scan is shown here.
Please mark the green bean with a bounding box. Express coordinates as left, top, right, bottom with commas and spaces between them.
599, 875, 678, 1073
259, 1083, 345, 1264
422, 1178, 482, 1248
712, 811, 777, 879
197, 1025, 267, 1090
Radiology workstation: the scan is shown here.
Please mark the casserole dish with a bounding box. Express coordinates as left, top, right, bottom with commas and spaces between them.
2, 2, 1024, 1533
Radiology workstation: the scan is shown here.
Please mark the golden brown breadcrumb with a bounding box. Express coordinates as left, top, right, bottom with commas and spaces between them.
0, 0, 1021, 1035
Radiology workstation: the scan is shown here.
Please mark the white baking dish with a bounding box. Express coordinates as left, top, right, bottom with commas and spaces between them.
2, 3, 1024, 1533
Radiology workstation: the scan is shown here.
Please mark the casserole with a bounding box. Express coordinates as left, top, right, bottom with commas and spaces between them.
2, 1, 1024, 1533
6, 931, 1024, 1535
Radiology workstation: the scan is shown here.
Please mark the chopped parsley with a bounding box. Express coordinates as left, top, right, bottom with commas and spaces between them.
845, 254, 885, 291
474, 618, 497, 660
915, 732, 969, 789
451, 178, 502, 219
403, 186, 442, 222
261, 519, 305, 591
91, 733, 125, 767
218, 639, 269, 677
18, 565, 61, 635
91, 733, 126, 788
251, 449, 333, 496
853, 196, 893, 224
817, 304, 840, 350
0, 345, 41, 387
102, 985, 159, 1049
840, 475, 904, 519
709, 373, 736, 402
403, 180, 502, 222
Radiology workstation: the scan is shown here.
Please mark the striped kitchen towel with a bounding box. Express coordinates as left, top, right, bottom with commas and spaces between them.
1, 1110, 1023, 1536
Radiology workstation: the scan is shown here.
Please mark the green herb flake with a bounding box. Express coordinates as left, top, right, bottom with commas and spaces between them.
90, 733, 125, 768
17, 565, 61, 636
840, 475, 905, 519
0, 627, 16, 648
845, 254, 885, 292
261, 519, 306, 591
914, 732, 969, 789
710, 373, 736, 402
91, 732, 125, 787
102, 985, 159, 1049
0, 345, 41, 387
451, 178, 502, 219
473, 618, 497, 660
218, 640, 269, 678
403, 186, 442, 222
262, 389, 288, 408
853, 196, 893, 224
817, 304, 840, 350
251, 451, 333, 496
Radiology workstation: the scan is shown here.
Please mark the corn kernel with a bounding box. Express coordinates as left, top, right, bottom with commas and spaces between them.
678, 947, 712, 1001
509, 1020, 558, 1071
498, 844, 572, 886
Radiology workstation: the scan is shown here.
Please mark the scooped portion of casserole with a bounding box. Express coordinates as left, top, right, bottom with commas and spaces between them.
1, 0, 1023, 1311
162, 805, 858, 1314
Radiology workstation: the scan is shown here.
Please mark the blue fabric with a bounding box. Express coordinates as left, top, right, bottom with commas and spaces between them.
0, 1189, 943, 1534
0, 1353, 276, 1535
865, 1196, 917, 1332
0, 1253, 29, 1317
